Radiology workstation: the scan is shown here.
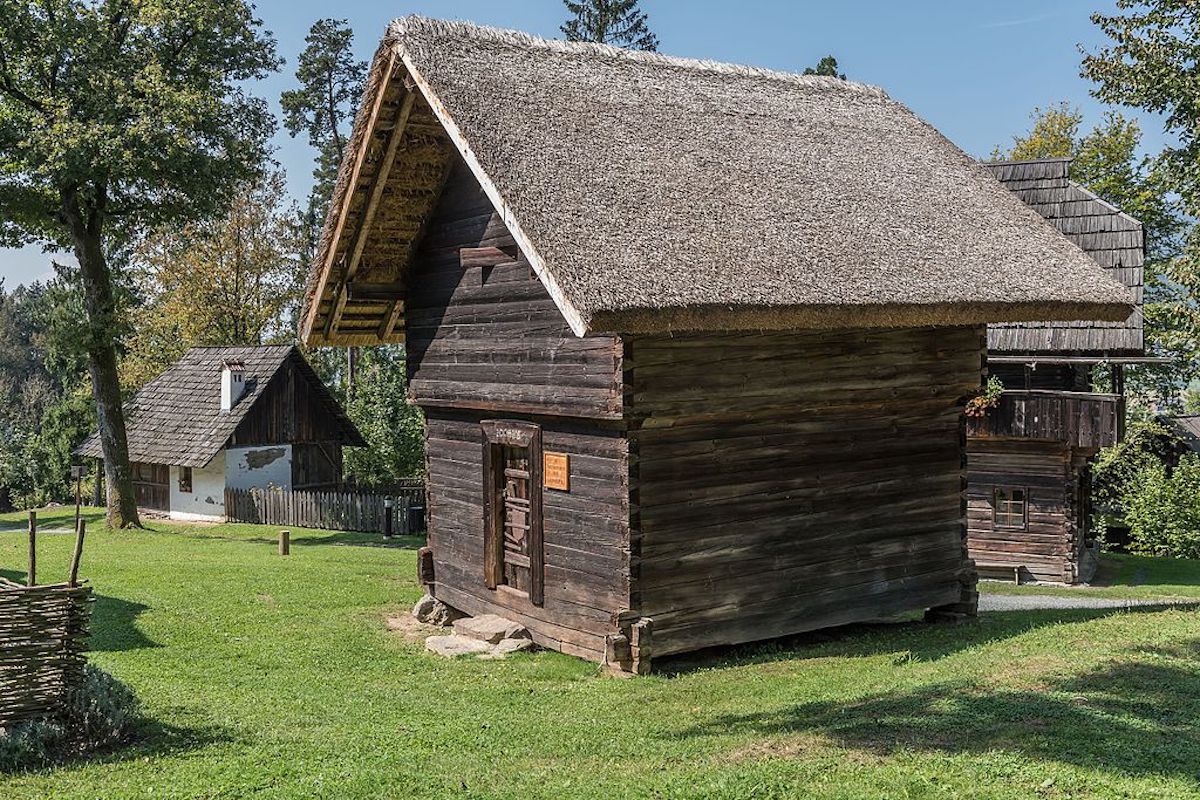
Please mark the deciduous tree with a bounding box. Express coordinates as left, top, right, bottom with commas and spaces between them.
0, 0, 280, 527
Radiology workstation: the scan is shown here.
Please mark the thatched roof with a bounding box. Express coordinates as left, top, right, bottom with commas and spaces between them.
984, 158, 1145, 356
77, 346, 363, 468
301, 16, 1133, 344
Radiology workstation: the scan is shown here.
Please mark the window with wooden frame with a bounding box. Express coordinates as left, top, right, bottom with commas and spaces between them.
481, 420, 544, 606
178, 466, 193, 494
994, 487, 1027, 529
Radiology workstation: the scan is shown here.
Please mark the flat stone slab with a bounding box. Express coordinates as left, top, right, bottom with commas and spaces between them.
453, 614, 529, 644
426, 633, 537, 661
425, 635, 493, 658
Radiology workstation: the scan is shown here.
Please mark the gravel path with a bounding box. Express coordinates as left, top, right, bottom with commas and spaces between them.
980, 593, 1197, 612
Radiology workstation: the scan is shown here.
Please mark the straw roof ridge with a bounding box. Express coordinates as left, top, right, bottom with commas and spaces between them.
386, 16, 889, 100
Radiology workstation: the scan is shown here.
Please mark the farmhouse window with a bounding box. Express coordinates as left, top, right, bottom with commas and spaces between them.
179, 467, 193, 494
994, 487, 1027, 529
481, 420, 544, 606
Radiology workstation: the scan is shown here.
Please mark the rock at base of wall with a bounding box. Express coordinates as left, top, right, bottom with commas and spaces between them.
412, 593, 465, 627
425, 635, 493, 658
425, 634, 536, 660
452, 614, 530, 644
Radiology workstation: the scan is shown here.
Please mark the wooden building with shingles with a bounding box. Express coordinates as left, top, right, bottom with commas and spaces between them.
300, 18, 1132, 670
78, 346, 363, 520
967, 158, 1147, 584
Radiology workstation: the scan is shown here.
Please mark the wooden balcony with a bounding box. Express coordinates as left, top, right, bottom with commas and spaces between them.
966, 390, 1122, 451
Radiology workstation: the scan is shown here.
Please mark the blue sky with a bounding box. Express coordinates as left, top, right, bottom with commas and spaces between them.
0, 0, 1170, 288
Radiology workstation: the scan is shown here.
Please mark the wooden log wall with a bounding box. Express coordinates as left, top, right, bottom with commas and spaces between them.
627, 326, 985, 658
966, 439, 1083, 583
230, 356, 357, 447
0, 578, 92, 728
423, 410, 629, 662
405, 160, 623, 420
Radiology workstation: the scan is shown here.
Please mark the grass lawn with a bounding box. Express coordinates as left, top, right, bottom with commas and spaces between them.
2, 507, 1200, 799
982, 553, 1200, 600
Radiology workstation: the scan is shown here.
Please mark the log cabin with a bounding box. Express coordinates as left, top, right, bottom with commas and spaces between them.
300, 18, 1133, 670
78, 346, 363, 520
967, 158, 1153, 584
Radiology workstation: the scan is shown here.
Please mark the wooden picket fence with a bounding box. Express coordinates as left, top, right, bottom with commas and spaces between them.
0, 578, 92, 728
224, 486, 426, 534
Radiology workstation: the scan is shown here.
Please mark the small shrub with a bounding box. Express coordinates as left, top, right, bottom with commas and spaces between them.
964, 376, 1004, 418
0, 665, 140, 772
1124, 452, 1200, 559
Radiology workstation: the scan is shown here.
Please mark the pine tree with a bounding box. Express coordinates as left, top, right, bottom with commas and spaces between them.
803, 56, 845, 79
280, 19, 367, 239
561, 0, 660, 51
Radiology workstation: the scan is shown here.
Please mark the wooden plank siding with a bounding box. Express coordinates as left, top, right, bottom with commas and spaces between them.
405, 161, 630, 661
626, 326, 985, 658
406, 161, 623, 420
966, 439, 1087, 583
424, 411, 629, 661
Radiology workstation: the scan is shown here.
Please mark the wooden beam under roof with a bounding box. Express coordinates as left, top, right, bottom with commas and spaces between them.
303, 50, 397, 344
325, 86, 419, 339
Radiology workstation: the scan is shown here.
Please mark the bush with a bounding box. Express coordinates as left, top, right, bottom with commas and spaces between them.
0, 665, 140, 772
1123, 452, 1200, 559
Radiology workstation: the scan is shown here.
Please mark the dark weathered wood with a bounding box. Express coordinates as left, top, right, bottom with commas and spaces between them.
967, 390, 1120, 450
68, 518, 86, 588
628, 326, 983, 658
27, 511, 36, 587
279, 530, 291, 556
966, 438, 1087, 583
406, 161, 623, 419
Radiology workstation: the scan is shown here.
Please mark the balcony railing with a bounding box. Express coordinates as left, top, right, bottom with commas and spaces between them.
966, 390, 1123, 450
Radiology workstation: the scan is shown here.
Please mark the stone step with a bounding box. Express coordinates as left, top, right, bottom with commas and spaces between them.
452, 614, 530, 644
425, 634, 493, 658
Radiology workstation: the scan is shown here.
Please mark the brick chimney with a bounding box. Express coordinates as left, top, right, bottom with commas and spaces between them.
221, 360, 246, 412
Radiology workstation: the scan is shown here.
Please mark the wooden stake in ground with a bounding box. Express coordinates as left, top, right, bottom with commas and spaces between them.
279, 530, 290, 556
71, 464, 85, 534
27, 510, 36, 587
68, 518, 86, 588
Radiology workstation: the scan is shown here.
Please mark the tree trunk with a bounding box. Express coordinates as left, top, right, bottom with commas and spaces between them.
62, 188, 141, 529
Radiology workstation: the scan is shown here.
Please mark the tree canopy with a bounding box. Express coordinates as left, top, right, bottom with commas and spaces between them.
0, 0, 281, 526
561, 0, 660, 51
280, 18, 366, 240
803, 56, 845, 79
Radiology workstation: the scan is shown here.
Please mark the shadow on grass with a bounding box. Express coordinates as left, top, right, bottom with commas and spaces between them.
0, 569, 158, 652
0, 506, 107, 530
669, 641, 1200, 784
2, 716, 232, 777
1096, 554, 1200, 589
236, 531, 425, 550
657, 604, 1193, 675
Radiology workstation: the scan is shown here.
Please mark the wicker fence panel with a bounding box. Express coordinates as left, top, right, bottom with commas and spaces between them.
0, 578, 93, 728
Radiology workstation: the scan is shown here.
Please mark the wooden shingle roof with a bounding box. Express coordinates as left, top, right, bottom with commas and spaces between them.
77, 346, 363, 468
984, 158, 1145, 356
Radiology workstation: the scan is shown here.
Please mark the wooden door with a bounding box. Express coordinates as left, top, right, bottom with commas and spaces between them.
482, 421, 544, 605
501, 445, 533, 592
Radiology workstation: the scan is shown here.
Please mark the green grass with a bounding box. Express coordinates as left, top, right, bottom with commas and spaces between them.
981, 553, 1200, 600
2, 506, 1199, 799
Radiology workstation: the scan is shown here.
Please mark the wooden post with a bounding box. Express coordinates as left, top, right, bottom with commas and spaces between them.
279, 530, 290, 556
72, 464, 84, 533
27, 510, 36, 587
92, 459, 103, 506
68, 518, 86, 588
